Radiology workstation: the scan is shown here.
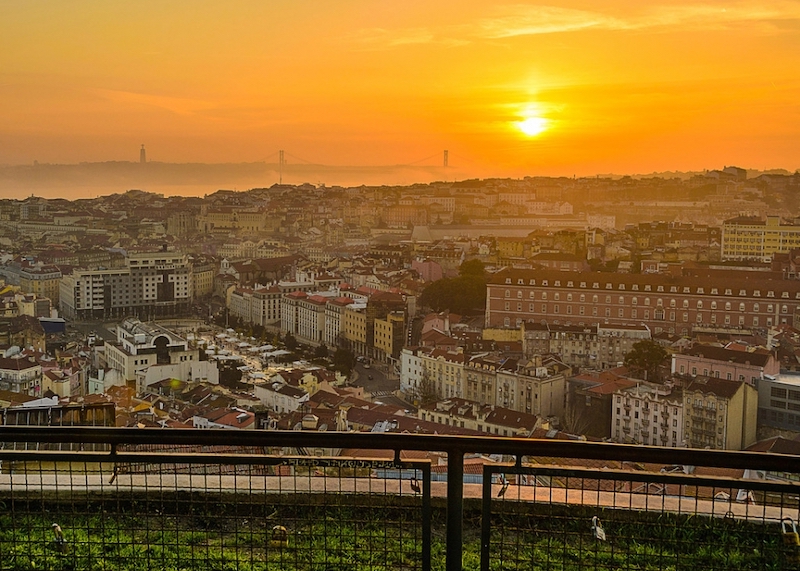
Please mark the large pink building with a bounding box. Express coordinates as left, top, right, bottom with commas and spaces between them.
671, 346, 779, 385
486, 268, 800, 336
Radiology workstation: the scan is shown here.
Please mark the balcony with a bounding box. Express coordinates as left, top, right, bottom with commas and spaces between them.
1, 427, 799, 571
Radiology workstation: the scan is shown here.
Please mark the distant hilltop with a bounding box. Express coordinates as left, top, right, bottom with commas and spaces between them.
0, 161, 462, 199
0, 160, 796, 200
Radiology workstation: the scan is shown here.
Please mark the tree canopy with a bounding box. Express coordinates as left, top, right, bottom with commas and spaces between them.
419, 274, 486, 314
420, 259, 487, 314
459, 258, 486, 277
623, 340, 668, 381
332, 348, 356, 376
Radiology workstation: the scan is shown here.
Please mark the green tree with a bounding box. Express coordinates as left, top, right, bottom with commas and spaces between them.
419, 274, 487, 314
283, 333, 298, 351
314, 344, 329, 359
417, 368, 438, 407
459, 258, 485, 277
332, 348, 356, 376
624, 340, 668, 381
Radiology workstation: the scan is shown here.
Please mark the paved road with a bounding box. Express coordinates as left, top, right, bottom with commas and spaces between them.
352, 362, 398, 395
0, 471, 789, 523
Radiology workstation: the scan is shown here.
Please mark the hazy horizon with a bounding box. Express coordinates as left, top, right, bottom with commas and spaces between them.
2, 1, 799, 195
0, 158, 797, 201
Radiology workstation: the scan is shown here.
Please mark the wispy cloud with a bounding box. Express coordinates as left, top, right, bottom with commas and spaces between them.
477, 2, 800, 38
477, 6, 621, 39
354, 2, 800, 49
94, 89, 215, 116
353, 27, 468, 50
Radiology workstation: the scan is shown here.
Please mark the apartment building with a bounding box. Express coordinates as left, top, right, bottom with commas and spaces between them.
682, 376, 757, 450
418, 397, 543, 436
60, 251, 192, 320
324, 297, 355, 348
0, 356, 42, 396
722, 215, 800, 262
756, 373, 800, 432
374, 311, 406, 363
486, 268, 800, 336
495, 356, 568, 418
522, 321, 651, 369
610, 381, 684, 447
671, 346, 779, 386
400, 347, 568, 419
19, 263, 62, 305
191, 261, 215, 299
228, 284, 289, 328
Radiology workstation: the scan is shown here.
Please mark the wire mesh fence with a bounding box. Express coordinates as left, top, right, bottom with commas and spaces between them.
3, 428, 800, 571
0, 449, 431, 571
481, 464, 800, 571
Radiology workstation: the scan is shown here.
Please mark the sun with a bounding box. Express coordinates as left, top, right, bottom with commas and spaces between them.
517, 116, 548, 137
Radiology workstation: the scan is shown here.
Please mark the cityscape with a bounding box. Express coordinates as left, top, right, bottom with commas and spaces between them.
2, 2, 800, 569
0, 166, 799, 451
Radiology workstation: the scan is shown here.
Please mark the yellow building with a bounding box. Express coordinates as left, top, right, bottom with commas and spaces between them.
683, 376, 758, 450
374, 311, 405, 362
191, 262, 215, 299
722, 215, 800, 262
482, 326, 523, 342
342, 305, 368, 355
20, 264, 62, 306
496, 237, 527, 260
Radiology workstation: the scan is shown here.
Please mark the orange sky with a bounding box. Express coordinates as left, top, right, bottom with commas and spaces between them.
1, 1, 799, 181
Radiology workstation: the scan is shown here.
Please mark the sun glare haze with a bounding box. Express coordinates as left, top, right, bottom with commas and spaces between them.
517, 116, 549, 137
0, 1, 799, 190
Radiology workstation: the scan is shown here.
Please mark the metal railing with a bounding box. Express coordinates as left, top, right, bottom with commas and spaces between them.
2, 427, 800, 570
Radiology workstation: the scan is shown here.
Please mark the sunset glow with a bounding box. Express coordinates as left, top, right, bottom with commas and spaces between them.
517, 116, 549, 137
0, 1, 799, 190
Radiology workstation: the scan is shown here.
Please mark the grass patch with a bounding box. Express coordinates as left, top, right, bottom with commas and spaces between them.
0, 497, 790, 570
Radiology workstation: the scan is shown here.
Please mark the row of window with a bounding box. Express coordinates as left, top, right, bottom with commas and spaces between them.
502, 290, 790, 313
500, 279, 798, 299
770, 387, 800, 401
502, 303, 779, 327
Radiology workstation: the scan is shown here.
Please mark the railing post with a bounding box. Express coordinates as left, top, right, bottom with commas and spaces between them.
446, 448, 464, 571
